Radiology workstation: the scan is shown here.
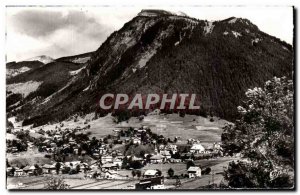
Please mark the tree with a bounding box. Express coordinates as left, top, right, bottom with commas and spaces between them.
44, 178, 69, 190
186, 160, 195, 170
131, 170, 136, 178
156, 169, 162, 176
55, 162, 61, 175
136, 170, 142, 178
76, 165, 80, 173
222, 77, 294, 188
167, 168, 174, 178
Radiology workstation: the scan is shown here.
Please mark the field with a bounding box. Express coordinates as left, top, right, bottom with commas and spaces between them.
7, 148, 53, 167
14, 112, 229, 145
7, 156, 237, 190
87, 113, 230, 144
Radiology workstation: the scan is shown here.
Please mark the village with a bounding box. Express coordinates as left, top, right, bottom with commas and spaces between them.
6, 113, 235, 190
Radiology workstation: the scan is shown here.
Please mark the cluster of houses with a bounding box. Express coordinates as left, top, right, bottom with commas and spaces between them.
7, 122, 223, 188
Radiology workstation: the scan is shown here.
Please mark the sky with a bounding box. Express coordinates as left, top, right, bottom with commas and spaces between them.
6, 6, 294, 62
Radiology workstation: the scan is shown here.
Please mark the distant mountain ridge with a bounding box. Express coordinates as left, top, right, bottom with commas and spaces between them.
6, 10, 293, 127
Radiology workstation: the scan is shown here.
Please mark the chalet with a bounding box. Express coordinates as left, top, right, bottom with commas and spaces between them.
23, 166, 36, 176
119, 137, 131, 144
144, 170, 159, 178
132, 156, 144, 162
104, 170, 117, 179
187, 166, 201, 178
99, 146, 107, 154
160, 150, 171, 160
90, 164, 99, 170
213, 142, 222, 151
11, 147, 18, 153
167, 144, 178, 153
150, 154, 163, 164
132, 137, 141, 145
159, 145, 165, 151
136, 176, 164, 190
14, 168, 25, 177
190, 144, 205, 154
169, 158, 182, 163
112, 159, 122, 167
50, 142, 57, 147
93, 152, 100, 158
102, 163, 118, 170
42, 164, 56, 174
23, 165, 31, 173
101, 155, 113, 164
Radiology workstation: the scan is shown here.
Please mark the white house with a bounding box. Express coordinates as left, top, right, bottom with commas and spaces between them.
190, 144, 205, 154
187, 166, 201, 178
160, 150, 171, 159
14, 168, 25, 177
112, 158, 123, 167
133, 137, 141, 145
150, 154, 163, 164
101, 155, 113, 164
104, 170, 117, 179
144, 170, 159, 178
167, 144, 178, 153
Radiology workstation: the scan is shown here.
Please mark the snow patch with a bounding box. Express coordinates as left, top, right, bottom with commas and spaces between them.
26, 55, 54, 64
228, 18, 238, 24
169, 16, 199, 25
282, 46, 289, 51
203, 21, 214, 35
7, 67, 31, 78
69, 67, 85, 76
223, 31, 229, 35
7, 81, 42, 97
232, 31, 242, 38
138, 49, 157, 68
72, 57, 91, 64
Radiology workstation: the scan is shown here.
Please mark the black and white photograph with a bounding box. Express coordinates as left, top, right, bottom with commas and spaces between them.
5, 4, 295, 190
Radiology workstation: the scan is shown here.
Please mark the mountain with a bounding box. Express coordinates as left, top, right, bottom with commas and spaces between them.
6, 52, 94, 114
7, 10, 293, 127
26, 55, 54, 64
6, 55, 54, 79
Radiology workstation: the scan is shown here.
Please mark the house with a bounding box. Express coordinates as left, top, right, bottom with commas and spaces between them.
27, 166, 36, 176
159, 145, 165, 151
132, 137, 141, 145
23, 165, 31, 173
11, 147, 18, 153
213, 142, 222, 151
102, 163, 118, 170
190, 144, 205, 154
119, 137, 131, 144
112, 159, 122, 167
131, 156, 144, 162
169, 158, 182, 163
136, 176, 164, 190
144, 170, 159, 178
14, 168, 25, 177
99, 146, 107, 155
167, 144, 178, 153
42, 164, 56, 174
150, 154, 163, 164
187, 166, 201, 178
104, 170, 117, 179
160, 150, 171, 160
101, 155, 113, 164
